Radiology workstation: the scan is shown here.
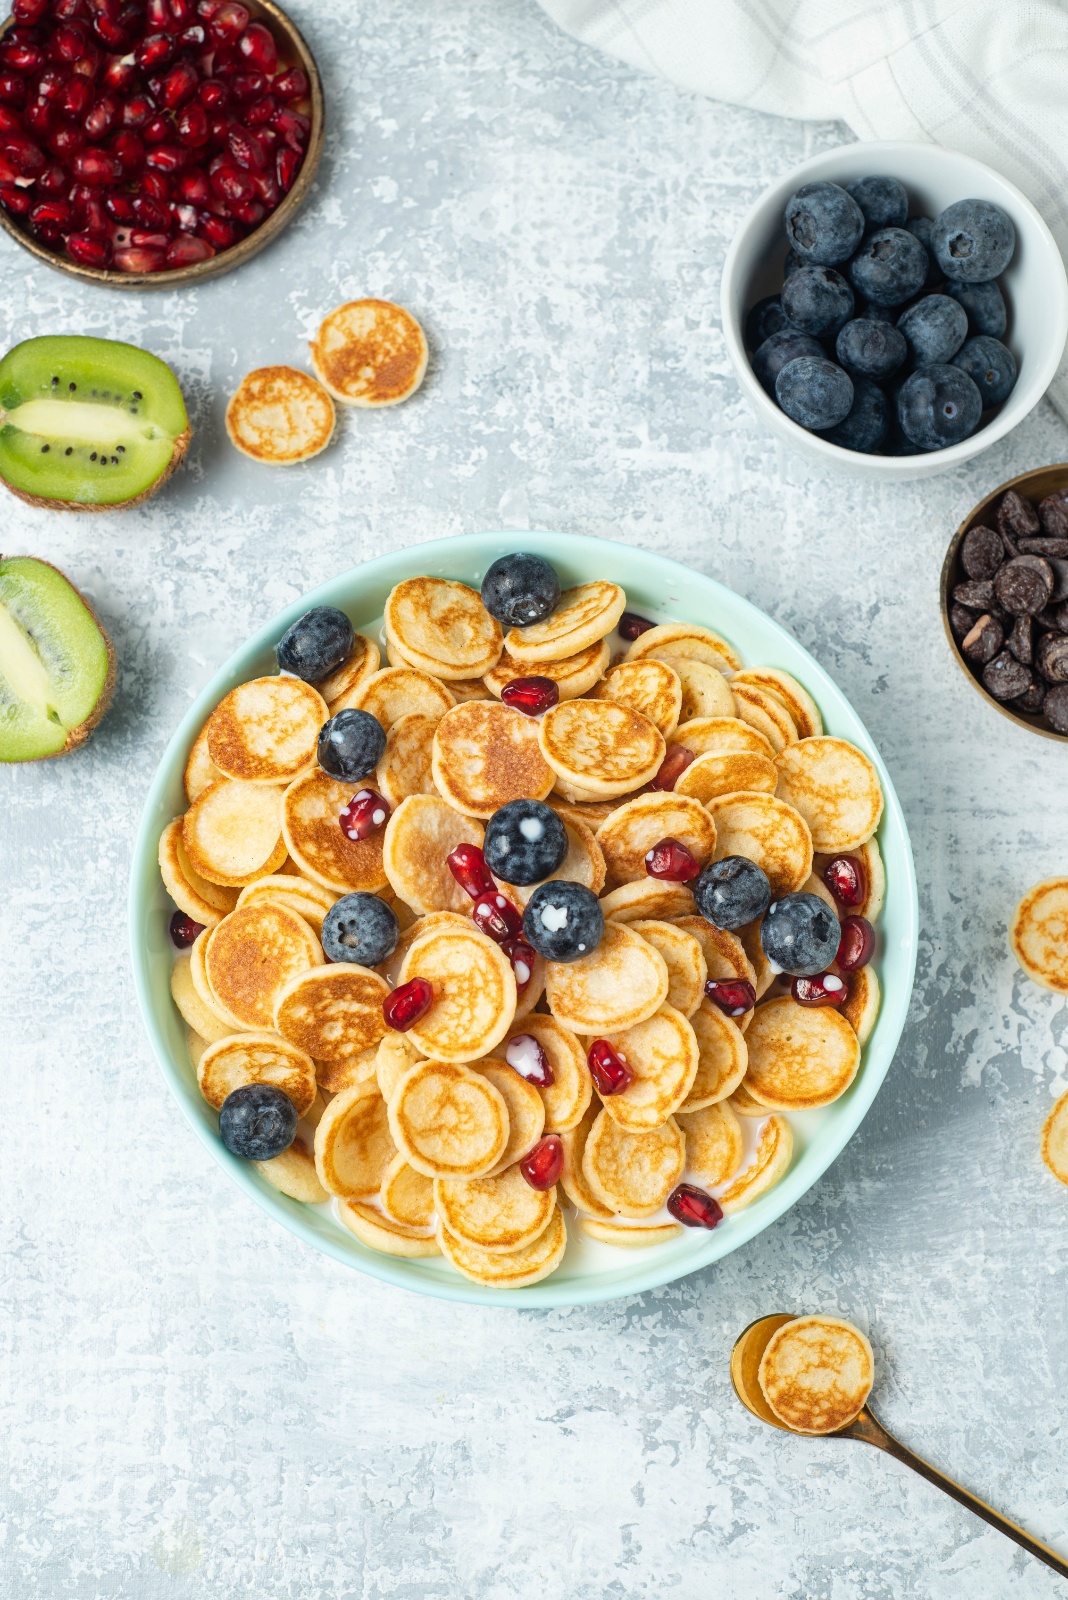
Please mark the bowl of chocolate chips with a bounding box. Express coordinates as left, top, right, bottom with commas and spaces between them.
942, 466, 1068, 738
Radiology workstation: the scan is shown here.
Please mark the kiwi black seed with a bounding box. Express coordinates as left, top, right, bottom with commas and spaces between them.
0, 335, 191, 511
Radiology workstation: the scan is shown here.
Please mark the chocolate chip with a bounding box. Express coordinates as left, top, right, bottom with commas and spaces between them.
997, 489, 1041, 541
1044, 683, 1068, 732
1036, 631, 1068, 683
994, 555, 1054, 616
961, 524, 1004, 580
950, 603, 974, 639
953, 579, 995, 610
961, 613, 1003, 664
1039, 491, 1068, 540
982, 650, 1032, 700
1049, 557, 1068, 604
1008, 614, 1033, 664
1014, 680, 1046, 715
1019, 537, 1068, 558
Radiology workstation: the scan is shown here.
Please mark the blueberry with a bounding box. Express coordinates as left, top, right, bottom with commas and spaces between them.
751, 330, 824, 395
784, 248, 805, 276
522, 881, 603, 963
946, 279, 1007, 339
276, 606, 355, 684
897, 363, 983, 450
760, 892, 841, 977
481, 553, 560, 628
821, 377, 889, 454
932, 199, 1015, 282
774, 356, 854, 431
745, 294, 789, 350
904, 216, 942, 289
317, 707, 386, 782
321, 891, 399, 967
693, 856, 771, 931
857, 300, 897, 325
219, 1083, 298, 1161
846, 175, 908, 230
483, 798, 567, 885
952, 335, 1017, 407
835, 318, 907, 381
780, 265, 854, 338
783, 182, 865, 266
896, 293, 968, 366
848, 227, 929, 307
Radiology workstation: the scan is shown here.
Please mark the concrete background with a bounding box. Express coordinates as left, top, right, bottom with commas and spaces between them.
2, 1, 1067, 1594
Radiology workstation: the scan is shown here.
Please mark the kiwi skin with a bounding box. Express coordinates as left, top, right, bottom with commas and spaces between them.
0, 424, 192, 514
0, 555, 116, 760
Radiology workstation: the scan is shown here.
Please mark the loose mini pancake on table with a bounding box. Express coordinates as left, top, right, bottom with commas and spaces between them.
1010, 877, 1068, 993
309, 299, 429, 408
225, 366, 336, 465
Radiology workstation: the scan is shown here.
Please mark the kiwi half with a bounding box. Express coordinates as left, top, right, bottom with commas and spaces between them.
0, 335, 191, 510
0, 556, 115, 761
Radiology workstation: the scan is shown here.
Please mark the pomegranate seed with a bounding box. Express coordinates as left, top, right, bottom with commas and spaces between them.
667, 1183, 723, 1230
165, 232, 212, 266
650, 744, 695, 791
91, 13, 128, 47
142, 113, 170, 142
160, 58, 197, 108
0, 106, 23, 134
134, 32, 173, 69
244, 91, 277, 126
197, 210, 237, 247
177, 165, 210, 201
792, 972, 848, 1007
471, 890, 523, 945
173, 200, 197, 230
0, 182, 33, 213
504, 1033, 555, 1088
23, 98, 51, 135
236, 20, 275, 71
520, 1134, 563, 1191
139, 168, 170, 199
383, 977, 433, 1032
122, 93, 155, 128
197, 0, 227, 18
227, 194, 264, 225
645, 836, 701, 882
83, 90, 118, 138
113, 243, 166, 270
58, 72, 91, 114
502, 936, 537, 995
446, 842, 495, 900
226, 120, 263, 169
704, 978, 756, 1017
271, 105, 307, 147
206, 2, 249, 47
53, 0, 87, 19
0, 130, 44, 172
30, 196, 71, 227
104, 188, 135, 219
500, 676, 559, 716
176, 101, 208, 145
271, 67, 307, 101
1, 42, 44, 73
66, 229, 111, 266
836, 915, 874, 972
145, 141, 187, 172
0, 72, 28, 105
197, 75, 229, 110
587, 1039, 634, 1096
102, 54, 138, 92
178, 22, 205, 49
209, 160, 252, 202
228, 68, 265, 101
169, 908, 205, 946
71, 145, 118, 182
618, 611, 654, 641
275, 142, 299, 189
148, 0, 193, 28
339, 787, 391, 841
37, 160, 69, 192
823, 855, 866, 910
50, 21, 89, 62
130, 228, 171, 248
77, 190, 108, 232
12, 0, 49, 21
0, 152, 20, 183
250, 166, 277, 206
48, 120, 85, 155
132, 193, 168, 228
36, 66, 68, 101
110, 129, 144, 175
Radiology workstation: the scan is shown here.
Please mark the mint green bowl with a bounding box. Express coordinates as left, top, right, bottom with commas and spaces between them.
129, 531, 917, 1307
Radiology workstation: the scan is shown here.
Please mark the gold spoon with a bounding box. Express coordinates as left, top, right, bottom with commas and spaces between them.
731, 1314, 1068, 1581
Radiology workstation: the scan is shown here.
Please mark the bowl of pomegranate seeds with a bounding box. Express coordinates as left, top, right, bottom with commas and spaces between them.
0, 0, 323, 286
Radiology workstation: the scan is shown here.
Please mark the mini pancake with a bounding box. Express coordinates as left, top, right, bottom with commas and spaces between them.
658, 656, 735, 722
380, 1152, 435, 1227
314, 1080, 397, 1197
170, 951, 233, 1044
759, 1315, 874, 1435
776, 738, 884, 853
677, 1100, 743, 1186
388, 1059, 510, 1178
580, 1218, 683, 1247
601, 880, 696, 924
282, 768, 389, 894
675, 749, 778, 804
1042, 1091, 1068, 1185
719, 1113, 792, 1210
673, 716, 775, 759
596, 792, 716, 885
316, 1044, 380, 1095
399, 924, 516, 1060
545, 921, 669, 1033
506, 945, 548, 1020
189, 925, 245, 1029
205, 674, 326, 785
318, 631, 380, 706
1010, 878, 1068, 993
599, 1004, 699, 1131
582, 1107, 685, 1217
443, 676, 493, 703
309, 298, 428, 407
624, 621, 742, 674
197, 1031, 317, 1114
236, 873, 335, 933
182, 779, 287, 888
738, 917, 775, 999
731, 683, 797, 752
375, 1031, 422, 1103
559, 1103, 614, 1217
504, 581, 626, 663
551, 775, 626, 805
273, 962, 389, 1062
802, 871, 838, 912
338, 1200, 441, 1258
384, 577, 502, 680
669, 916, 755, 988
254, 1135, 329, 1204
159, 817, 238, 926
184, 722, 222, 802
549, 796, 620, 831
484, 638, 609, 700
505, 1014, 591, 1132
205, 902, 322, 1030
439, 1203, 566, 1288
375, 711, 439, 809
187, 1027, 209, 1074
744, 997, 860, 1111
344, 666, 455, 728
840, 965, 880, 1045
590, 659, 682, 737
707, 791, 813, 898
431, 700, 554, 818
500, 813, 606, 908
475, 1059, 545, 1172
225, 365, 336, 464
538, 699, 665, 799
726, 1079, 770, 1118
382, 794, 484, 915
680, 1001, 748, 1110
436, 1162, 555, 1254
813, 842, 886, 922
732, 668, 822, 739
379, 910, 471, 989
629, 920, 706, 1017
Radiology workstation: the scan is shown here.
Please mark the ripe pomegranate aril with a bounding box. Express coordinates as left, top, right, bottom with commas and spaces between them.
53, 0, 87, 19
237, 20, 275, 72
271, 105, 307, 147
836, 915, 874, 972
134, 32, 174, 70
275, 143, 299, 190
30, 195, 71, 227
2, 42, 45, 74
104, 188, 135, 220
250, 167, 277, 206
0, 72, 28, 105
160, 58, 197, 108
13, 0, 49, 22
113, 243, 166, 271
504, 1033, 555, 1088
37, 160, 68, 193
121, 93, 155, 128
618, 610, 654, 641
271, 67, 307, 102
0, 106, 24, 134
227, 195, 263, 225
176, 101, 209, 145
704, 978, 756, 1018
197, 210, 237, 247
244, 91, 277, 126
50, 21, 89, 63
139, 168, 170, 199
209, 159, 252, 202
650, 744, 695, 791
587, 1039, 633, 1096
165, 232, 213, 266
101, 53, 138, 92
58, 72, 91, 115
83, 91, 119, 138
502, 936, 537, 996
79, 192, 108, 232
0, 152, 20, 184
71, 145, 119, 183
66, 229, 112, 266
206, 1, 249, 46
471, 890, 523, 945
667, 1183, 723, 1230
179, 22, 205, 49
91, 14, 128, 48
792, 972, 848, 1008
176, 165, 209, 203
169, 908, 204, 947
110, 128, 144, 175
446, 842, 495, 900
132, 193, 168, 228
130, 228, 171, 248
36, 66, 68, 101
227, 121, 264, 170
197, 75, 229, 110
1, 130, 45, 173
173, 199, 197, 230
0, 182, 33, 213
823, 854, 866, 910
146, 141, 188, 173
24, 98, 51, 135
500, 676, 559, 716
142, 113, 170, 143
48, 120, 84, 155
338, 787, 391, 842
228, 69, 265, 101
521, 1134, 564, 1191
645, 835, 701, 882
383, 977, 433, 1033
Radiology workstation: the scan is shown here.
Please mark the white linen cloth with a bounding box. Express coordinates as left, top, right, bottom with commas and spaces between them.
536, 0, 1068, 421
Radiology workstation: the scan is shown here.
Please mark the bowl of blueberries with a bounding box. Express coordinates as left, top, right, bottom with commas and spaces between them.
721, 141, 1068, 477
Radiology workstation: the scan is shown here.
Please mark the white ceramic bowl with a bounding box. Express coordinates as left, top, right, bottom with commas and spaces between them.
721, 140, 1068, 480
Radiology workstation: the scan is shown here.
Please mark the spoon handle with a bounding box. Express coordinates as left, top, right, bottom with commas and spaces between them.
850, 1409, 1068, 1579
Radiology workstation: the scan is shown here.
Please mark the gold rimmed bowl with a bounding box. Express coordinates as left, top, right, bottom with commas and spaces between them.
0, 0, 323, 290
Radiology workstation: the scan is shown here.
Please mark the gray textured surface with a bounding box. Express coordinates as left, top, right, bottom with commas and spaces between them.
2, 1, 1067, 1595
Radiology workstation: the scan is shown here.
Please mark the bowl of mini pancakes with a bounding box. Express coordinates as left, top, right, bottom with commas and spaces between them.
130, 531, 918, 1306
